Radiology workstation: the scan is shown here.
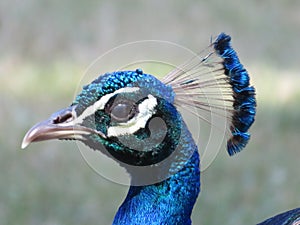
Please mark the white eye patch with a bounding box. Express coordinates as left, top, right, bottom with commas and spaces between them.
59, 87, 140, 127
107, 94, 157, 137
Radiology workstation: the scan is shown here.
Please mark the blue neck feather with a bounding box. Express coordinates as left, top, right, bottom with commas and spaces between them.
112, 123, 200, 225
257, 208, 300, 225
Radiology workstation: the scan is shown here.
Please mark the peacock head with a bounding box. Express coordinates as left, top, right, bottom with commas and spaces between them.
22, 69, 186, 169
22, 33, 256, 183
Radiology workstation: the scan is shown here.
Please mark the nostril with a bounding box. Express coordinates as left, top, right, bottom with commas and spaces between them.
53, 112, 73, 124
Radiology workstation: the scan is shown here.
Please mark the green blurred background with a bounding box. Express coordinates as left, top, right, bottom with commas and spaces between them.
1, 0, 300, 224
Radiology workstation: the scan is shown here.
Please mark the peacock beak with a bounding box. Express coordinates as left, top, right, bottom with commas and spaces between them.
21, 106, 106, 149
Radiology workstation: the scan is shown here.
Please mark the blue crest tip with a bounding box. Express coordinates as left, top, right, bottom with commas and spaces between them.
214, 33, 256, 156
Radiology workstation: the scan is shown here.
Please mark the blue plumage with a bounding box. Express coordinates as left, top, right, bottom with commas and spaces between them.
73, 69, 175, 115
113, 134, 200, 224
257, 208, 300, 225
72, 69, 202, 224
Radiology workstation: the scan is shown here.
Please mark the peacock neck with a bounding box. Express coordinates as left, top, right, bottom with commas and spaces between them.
112, 123, 200, 225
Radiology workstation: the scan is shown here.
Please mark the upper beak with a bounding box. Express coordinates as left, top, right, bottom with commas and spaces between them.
21, 106, 106, 149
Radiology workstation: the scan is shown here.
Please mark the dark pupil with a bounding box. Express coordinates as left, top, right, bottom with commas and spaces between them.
111, 103, 134, 122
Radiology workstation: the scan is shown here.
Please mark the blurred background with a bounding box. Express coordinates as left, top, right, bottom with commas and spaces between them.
1, 0, 300, 224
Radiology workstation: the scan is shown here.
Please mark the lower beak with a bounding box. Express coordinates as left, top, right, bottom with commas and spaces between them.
21, 106, 105, 149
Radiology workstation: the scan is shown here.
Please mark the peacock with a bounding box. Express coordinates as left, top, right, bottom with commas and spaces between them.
22, 33, 299, 224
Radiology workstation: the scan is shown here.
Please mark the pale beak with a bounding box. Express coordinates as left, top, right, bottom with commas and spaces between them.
21, 106, 106, 149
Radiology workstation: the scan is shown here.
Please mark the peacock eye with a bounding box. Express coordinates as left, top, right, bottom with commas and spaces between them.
109, 101, 137, 122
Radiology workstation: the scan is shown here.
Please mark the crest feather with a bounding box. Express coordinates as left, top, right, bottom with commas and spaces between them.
162, 33, 256, 156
